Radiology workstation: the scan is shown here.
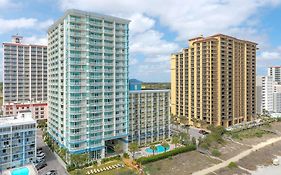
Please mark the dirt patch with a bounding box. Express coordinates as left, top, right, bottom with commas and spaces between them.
237, 140, 281, 170
144, 151, 220, 175
211, 167, 250, 175
218, 141, 251, 160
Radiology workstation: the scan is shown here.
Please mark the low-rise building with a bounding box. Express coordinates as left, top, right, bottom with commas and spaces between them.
129, 90, 170, 145
2, 102, 47, 120
0, 111, 36, 171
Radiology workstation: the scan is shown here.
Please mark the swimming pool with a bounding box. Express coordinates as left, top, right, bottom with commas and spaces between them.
145, 145, 170, 154
11, 167, 29, 175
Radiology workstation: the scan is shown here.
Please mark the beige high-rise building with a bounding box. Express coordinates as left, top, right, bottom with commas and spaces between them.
171, 34, 257, 127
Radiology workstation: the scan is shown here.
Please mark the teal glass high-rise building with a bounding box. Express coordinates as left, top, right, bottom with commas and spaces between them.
47, 9, 129, 159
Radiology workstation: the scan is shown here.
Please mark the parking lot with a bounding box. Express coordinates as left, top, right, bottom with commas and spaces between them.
36, 129, 68, 175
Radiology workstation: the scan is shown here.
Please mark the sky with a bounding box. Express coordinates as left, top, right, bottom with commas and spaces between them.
0, 0, 281, 82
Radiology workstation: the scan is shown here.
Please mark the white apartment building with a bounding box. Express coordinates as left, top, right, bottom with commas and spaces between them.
0, 111, 36, 171
129, 90, 170, 145
268, 66, 281, 84
47, 9, 129, 158
256, 76, 273, 114
273, 84, 281, 113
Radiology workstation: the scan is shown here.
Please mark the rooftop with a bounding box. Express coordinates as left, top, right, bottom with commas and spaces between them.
0, 111, 36, 127
129, 89, 170, 94
48, 9, 130, 32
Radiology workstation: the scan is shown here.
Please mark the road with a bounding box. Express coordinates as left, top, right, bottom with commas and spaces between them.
192, 136, 281, 175
36, 129, 68, 175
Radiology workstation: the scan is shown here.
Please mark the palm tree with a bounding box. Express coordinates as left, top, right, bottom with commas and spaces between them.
172, 136, 180, 148
149, 144, 157, 155
161, 141, 169, 152
129, 142, 139, 159
114, 142, 123, 154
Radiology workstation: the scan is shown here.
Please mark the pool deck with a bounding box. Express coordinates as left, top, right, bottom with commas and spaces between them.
2, 164, 38, 175
139, 144, 176, 157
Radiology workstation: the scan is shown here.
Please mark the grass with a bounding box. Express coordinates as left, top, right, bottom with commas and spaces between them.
211, 149, 221, 157
228, 162, 238, 169
70, 160, 137, 175
228, 128, 270, 140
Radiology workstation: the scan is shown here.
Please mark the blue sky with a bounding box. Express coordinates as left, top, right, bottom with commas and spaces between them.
0, 0, 281, 82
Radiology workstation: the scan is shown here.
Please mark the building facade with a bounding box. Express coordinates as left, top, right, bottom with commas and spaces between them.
268, 66, 281, 84
273, 84, 281, 113
129, 90, 170, 145
171, 34, 257, 127
0, 111, 36, 171
47, 9, 129, 159
2, 35, 47, 103
2, 102, 47, 120
256, 76, 273, 114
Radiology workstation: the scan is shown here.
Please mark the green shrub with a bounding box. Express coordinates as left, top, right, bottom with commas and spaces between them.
211, 149, 221, 157
123, 152, 130, 159
136, 144, 196, 164
228, 162, 238, 169
101, 155, 121, 163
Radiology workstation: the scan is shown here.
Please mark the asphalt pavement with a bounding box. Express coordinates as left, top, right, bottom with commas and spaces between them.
36, 129, 68, 175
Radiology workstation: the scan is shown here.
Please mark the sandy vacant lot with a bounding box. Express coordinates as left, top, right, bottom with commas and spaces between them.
237, 140, 281, 171
144, 151, 220, 175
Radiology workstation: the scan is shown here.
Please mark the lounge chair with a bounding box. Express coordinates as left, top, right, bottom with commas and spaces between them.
103, 167, 106, 171
94, 169, 97, 173
90, 170, 94, 174
108, 166, 112, 170
121, 164, 124, 167
97, 169, 100, 173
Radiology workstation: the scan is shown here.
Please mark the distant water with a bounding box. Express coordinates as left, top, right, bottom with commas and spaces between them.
251, 156, 281, 175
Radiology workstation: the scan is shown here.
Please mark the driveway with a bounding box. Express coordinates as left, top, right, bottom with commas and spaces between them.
36, 129, 68, 175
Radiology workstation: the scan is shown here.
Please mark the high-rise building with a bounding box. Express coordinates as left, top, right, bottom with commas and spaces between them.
268, 66, 281, 84
273, 84, 281, 113
2, 35, 47, 103
47, 9, 129, 159
128, 90, 170, 145
0, 111, 36, 171
171, 34, 257, 127
2, 36, 48, 120
256, 76, 273, 114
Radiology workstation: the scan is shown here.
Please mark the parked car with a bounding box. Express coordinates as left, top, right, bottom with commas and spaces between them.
37, 150, 44, 154
45, 170, 58, 175
37, 152, 45, 157
37, 154, 46, 161
37, 148, 43, 151
35, 162, 47, 170
199, 130, 209, 135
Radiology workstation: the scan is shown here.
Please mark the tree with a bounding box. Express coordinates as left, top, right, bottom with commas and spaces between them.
149, 144, 157, 155
172, 136, 180, 148
70, 153, 89, 167
114, 142, 123, 154
179, 132, 190, 145
129, 142, 139, 159
161, 141, 169, 152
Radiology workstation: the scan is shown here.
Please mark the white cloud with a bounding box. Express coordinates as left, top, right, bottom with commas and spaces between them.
258, 46, 281, 60
24, 35, 48, 45
131, 30, 179, 56
0, 18, 54, 34
129, 13, 155, 35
